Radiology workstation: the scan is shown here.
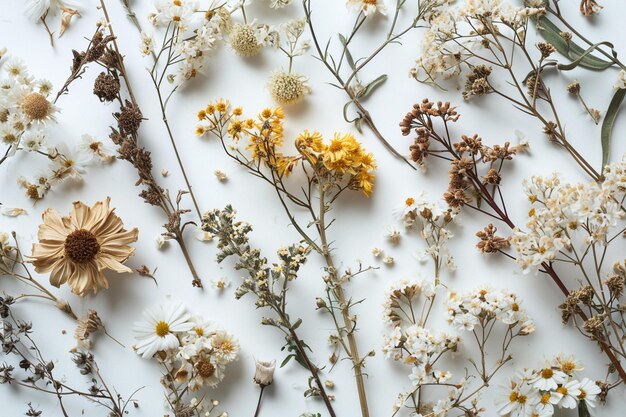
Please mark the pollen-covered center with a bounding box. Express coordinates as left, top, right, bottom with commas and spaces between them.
540, 368, 554, 379
197, 360, 216, 378
64, 229, 100, 263
21, 92, 51, 121
155, 321, 170, 337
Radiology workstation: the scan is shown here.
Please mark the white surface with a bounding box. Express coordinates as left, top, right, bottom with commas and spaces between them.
1, 1, 626, 416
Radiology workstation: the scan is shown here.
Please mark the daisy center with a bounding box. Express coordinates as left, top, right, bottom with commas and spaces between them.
155, 321, 170, 337
21, 92, 51, 121
195, 327, 204, 336
64, 229, 100, 263
540, 368, 553, 379
557, 386, 568, 395
197, 360, 216, 378
579, 389, 587, 399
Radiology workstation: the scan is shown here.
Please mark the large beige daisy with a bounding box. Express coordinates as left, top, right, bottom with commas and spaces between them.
31, 198, 139, 296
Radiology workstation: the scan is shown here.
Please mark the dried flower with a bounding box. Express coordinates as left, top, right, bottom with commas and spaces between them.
253, 359, 276, 387
30, 198, 138, 296
229, 23, 262, 57
267, 71, 311, 105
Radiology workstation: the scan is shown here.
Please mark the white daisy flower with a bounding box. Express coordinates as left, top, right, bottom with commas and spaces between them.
133, 301, 193, 358
531, 367, 568, 391
577, 377, 601, 408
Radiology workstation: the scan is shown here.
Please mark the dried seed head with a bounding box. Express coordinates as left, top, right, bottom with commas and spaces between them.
229, 23, 262, 57
93, 72, 120, 102
268, 72, 310, 105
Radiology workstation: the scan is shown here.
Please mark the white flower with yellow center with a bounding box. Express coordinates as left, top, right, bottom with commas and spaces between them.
133, 301, 193, 358
211, 330, 240, 364
531, 367, 567, 391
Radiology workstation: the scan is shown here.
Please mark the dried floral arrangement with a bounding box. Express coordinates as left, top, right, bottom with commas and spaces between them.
1, 0, 625, 417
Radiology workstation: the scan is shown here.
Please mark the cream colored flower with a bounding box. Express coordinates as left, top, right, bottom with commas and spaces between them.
31, 198, 138, 296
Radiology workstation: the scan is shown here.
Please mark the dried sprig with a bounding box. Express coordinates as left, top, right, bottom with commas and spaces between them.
54, 6, 204, 287
399, 98, 626, 388
198, 101, 377, 417
203, 206, 336, 416
304, 0, 449, 168
0, 298, 141, 417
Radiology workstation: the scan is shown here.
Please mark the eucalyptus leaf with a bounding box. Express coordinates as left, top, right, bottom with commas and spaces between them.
534, 16, 614, 70
600, 88, 626, 168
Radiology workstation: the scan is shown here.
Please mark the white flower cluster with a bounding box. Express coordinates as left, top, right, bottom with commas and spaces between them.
1, 59, 55, 157
382, 279, 459, 389
398, 196, 458, 274
512, 157, 626, 272
1, 59, 113, 199
146, 0, 229, 85
496, 356, 602, 417
446, 286, 535, 334
133, 301, 239, 393
412, 0, 544, 82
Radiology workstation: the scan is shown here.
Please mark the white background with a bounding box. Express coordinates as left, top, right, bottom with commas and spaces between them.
2, 1, 626, 416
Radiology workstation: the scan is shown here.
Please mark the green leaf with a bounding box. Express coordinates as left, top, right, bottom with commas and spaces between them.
557, 41, 616, 71
600, 88, 626, 168
534, 16, 614, 70
280, 354, 294, 368
338, 33, 356, 72
358, 74, 388, 100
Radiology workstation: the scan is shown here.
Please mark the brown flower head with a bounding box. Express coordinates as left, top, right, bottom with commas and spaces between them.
31, 198, 138, 296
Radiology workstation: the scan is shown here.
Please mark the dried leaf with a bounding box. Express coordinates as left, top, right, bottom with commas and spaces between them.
600, 88, 626, 168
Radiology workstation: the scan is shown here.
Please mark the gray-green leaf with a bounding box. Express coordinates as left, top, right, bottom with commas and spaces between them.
601, 88, 626, 168
534, 16, 614, 70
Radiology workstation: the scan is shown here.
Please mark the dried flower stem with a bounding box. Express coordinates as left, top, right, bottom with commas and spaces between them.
54, 2, 203, 287
0, 305, 141, 417
204, 207, 337, 417
401, 102, 626, 384
304, 0, 440, 170
147, 22, 202, 220
208, 120, 371, 417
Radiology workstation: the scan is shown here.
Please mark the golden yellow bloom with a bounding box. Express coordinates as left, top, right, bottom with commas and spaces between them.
227, 119, 244, 140
322, 132, 361, 174
296, 130, 325, 153
216, 99, 228, 113
233, 106, 243, 116
197, 109, 207, 120
205, 104, 216, 114
31, 198, 138, 296
195, 125, 207, 136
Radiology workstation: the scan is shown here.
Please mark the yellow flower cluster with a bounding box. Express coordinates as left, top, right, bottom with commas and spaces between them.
295, 130, 376, 196
195, 101, 376, 196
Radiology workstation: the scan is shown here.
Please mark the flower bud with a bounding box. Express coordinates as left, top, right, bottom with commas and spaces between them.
253, 359, 276, 387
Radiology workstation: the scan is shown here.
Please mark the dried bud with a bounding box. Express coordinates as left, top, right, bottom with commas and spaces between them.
567, 81, 581, 95
253, 359, 276, 387
537, 42, 556, 58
